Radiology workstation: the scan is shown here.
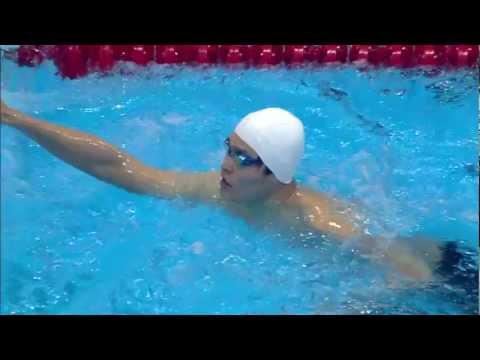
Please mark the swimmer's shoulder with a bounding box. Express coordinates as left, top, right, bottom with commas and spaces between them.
291, 186, 362, 239
289, 186, 332, 208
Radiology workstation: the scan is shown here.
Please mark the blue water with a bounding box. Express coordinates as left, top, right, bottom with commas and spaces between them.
1, 60, 478, 314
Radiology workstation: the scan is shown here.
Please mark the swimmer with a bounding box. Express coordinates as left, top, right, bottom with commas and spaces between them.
0, 101, 453, 283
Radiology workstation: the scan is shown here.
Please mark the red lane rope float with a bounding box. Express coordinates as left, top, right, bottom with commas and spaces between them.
189, 45, 219, 64
349, 45, 388, 66
54, 45, 89, 79
155, 45, 190, 64
89, 45, 116, 72
130, 45, 154, 66
319, 45, 348, 63
219, 45, 251, 64
17, 45, 45, 67
384, 45, 415, 68
281, 45, 322, 65
447, 45, 479, 67
251, 45, 284, 66
112, 45, 130, 61
38, 45, 58, 61
12, 45, 479, 79
284, 45, 312, 64
415, 45, 447, 66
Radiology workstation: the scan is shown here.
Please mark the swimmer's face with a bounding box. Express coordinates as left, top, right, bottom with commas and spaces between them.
220, 133, 277, 202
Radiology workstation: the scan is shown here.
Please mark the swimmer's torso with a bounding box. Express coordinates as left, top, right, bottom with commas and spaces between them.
188, 172, 363, 240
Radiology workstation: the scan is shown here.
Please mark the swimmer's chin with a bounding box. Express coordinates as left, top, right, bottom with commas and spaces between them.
219, 183, 233, 199
219, 175, 233, 191
218, 178, 238, 202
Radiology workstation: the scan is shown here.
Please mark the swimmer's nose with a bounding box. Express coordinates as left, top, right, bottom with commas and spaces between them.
221, 155, 235, 174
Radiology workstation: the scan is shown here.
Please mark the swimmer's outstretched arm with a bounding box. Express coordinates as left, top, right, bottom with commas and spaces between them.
1, 101, 217, 200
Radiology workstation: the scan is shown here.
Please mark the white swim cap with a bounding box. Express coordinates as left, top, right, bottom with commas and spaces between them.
234, 108, 305, 184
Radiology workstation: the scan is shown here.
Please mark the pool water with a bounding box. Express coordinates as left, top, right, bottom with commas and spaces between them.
1, 59, 478, 315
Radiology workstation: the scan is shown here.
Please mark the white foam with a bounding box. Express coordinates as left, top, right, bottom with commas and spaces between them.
162, 112, 189, 125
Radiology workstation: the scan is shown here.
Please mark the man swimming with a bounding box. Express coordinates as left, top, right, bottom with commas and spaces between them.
1, 101, 448, 283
